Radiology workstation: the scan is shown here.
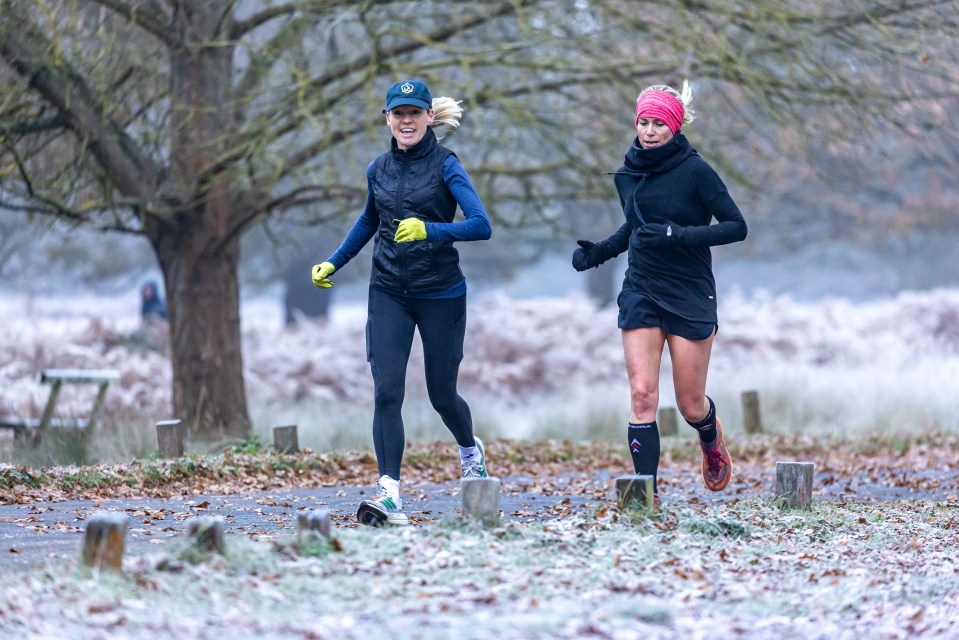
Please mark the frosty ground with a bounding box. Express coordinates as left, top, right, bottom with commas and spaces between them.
1, 289, 958, 638
1, 492, 957, 639
2, 435, 959, 639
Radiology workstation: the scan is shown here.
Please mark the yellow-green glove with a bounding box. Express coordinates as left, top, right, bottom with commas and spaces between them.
394, 218, 427, 243
311, 261, 335, 289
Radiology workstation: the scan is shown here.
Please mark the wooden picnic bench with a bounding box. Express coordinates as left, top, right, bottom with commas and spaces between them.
0, 368, 121, 439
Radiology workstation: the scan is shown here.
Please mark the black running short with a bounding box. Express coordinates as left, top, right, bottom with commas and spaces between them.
617, 289, 717, 340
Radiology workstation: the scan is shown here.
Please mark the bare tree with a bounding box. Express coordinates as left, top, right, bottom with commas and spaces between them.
0, 0, 956, 440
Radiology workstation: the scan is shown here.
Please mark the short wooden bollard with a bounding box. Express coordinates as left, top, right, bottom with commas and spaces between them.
742, 390, 763, 434
186, 517, 226, 554
297, 510, 332, 545
615, 474, 655, 510
81, 512, 128, 571
156, 419, 183, 457
775, 461, 815, 509
657, 407, 679, 437
461, 477, 500, 526
273, 425, 299, 454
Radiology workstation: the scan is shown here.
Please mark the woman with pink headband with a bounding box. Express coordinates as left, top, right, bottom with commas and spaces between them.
572, 81, 747, 507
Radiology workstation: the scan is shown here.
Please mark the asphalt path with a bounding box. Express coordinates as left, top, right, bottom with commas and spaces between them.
0, 474, 608, 574
2, 465, 956, 575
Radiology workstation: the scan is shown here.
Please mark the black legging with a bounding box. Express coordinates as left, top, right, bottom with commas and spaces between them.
366, 286, 475, 479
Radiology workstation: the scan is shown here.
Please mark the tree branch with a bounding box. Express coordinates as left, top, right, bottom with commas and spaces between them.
93, 0, 174, 46
230, 2, 300, 38
235, 15, 310, 102
201, 1, 542, 191
231, 0, 403, 38
256, 1, 531, 142
0, 113, 69, 135
0, 7, 163, 204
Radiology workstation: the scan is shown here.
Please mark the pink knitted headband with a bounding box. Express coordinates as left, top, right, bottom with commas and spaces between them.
635, 89, 684, 134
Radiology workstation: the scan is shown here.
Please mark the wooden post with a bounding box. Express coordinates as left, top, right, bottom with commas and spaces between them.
775, 461, 815, 509
156, 419, 183, 458
615, 474, 655, 510
742, 390, 763, 434
657, 407, 679, 437
273, 425, 299, 454
297, 510, 332, 545
81, 512, 128, 571
460, 477, 501, 526
187, 517, 226, 554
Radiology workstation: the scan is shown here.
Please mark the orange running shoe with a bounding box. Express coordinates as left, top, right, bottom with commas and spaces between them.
699, 418, 732, 491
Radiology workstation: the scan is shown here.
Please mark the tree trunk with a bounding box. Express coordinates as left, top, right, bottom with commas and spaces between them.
148, 3, 249, 443
154, 215, 251, 442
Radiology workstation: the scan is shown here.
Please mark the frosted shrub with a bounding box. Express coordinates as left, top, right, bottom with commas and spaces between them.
1, 288, 957, 456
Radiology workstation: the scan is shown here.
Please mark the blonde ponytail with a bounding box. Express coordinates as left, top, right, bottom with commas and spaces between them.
430, 96, 463, 136
677, 80, 695, 126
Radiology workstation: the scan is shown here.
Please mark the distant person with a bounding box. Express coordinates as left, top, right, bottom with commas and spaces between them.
283, 255, 331, 327
572, 80, 747, 507
140, 280, 168, 325
311, 80, 493, 527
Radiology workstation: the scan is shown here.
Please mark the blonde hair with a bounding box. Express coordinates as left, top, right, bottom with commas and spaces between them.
430, 96, 463, 136
637, 80, 696, 127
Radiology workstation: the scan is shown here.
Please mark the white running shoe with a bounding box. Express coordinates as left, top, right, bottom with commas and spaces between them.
461, 437, 489, 479
356, 478, 409, 527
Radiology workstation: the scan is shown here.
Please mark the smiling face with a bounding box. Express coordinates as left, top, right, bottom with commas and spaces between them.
386, 105, 435, 150
636, 117, 674, 149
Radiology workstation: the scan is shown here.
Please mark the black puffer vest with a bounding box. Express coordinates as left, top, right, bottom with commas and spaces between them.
369, 128, 463, 294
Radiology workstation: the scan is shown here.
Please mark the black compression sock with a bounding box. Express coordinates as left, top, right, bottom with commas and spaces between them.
687, 396, 717, 443
627, 421, 660, 494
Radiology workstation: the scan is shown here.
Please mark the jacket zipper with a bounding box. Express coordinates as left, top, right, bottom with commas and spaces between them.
395, 154, 410, 293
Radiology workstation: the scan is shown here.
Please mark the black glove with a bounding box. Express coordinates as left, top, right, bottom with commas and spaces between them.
572, 239, 610, 271
637, 222, 686, 248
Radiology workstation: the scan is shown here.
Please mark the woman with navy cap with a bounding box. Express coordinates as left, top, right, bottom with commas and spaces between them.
312, 80, 492, 526
572, 80, 747, 506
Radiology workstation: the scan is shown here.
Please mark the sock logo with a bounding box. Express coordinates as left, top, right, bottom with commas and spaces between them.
630, 438, 641, 452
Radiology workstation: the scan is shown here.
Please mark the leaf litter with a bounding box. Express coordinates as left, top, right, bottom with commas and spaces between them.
0, 436, 958, 638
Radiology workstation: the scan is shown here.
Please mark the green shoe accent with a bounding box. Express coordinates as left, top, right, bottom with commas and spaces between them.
462, 437, 489, 478
357, 480, 409, 527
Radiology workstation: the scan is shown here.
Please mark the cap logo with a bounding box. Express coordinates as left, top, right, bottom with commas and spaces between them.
400, 83, 414, 94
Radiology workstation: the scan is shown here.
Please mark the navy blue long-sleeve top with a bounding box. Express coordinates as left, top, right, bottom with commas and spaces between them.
328, 155, 491, 298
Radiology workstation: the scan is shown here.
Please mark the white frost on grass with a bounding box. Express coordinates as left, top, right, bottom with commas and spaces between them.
2, 288, 958, 458
0, 501, 957, 639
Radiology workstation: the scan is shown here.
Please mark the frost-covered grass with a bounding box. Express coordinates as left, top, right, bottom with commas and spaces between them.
2, 288, 958, 464
1, 499, 956, 639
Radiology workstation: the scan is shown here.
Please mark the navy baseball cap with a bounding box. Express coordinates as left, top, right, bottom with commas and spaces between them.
383, 80, 433, 113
